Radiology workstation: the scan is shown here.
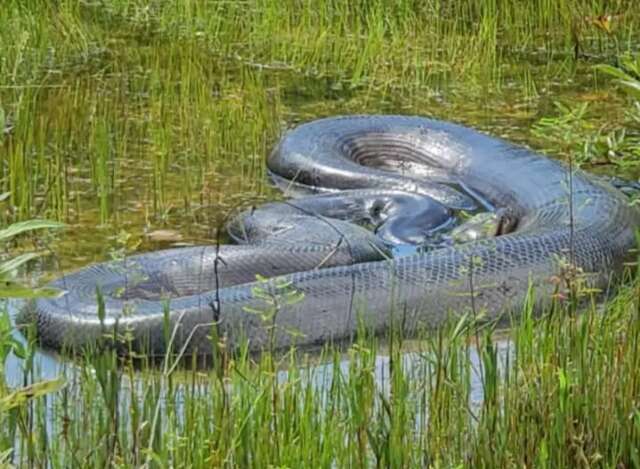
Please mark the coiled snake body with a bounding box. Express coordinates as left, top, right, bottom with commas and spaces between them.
20, 116, 640, 354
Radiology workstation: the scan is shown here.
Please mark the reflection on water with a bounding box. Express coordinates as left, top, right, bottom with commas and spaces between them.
276, 341, 512, 410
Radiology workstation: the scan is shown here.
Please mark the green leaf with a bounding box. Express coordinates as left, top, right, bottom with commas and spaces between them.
0, 377, 66, 411
451, 313, 471, 341
596, 64, 632, 81
0, 220, 64, 243
596, 62, 640, 99
0, 252, 42, 277
0, 310, 10, 334
284, 291, 305, 305
10, 338, 26, 360
243, 306, 264, 315
618, 79, 640, 100
558, 367, 568, 392
96, 285, 105, 325
0, 106, 4, 142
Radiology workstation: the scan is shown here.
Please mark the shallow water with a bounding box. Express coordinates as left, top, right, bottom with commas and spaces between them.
4, 297, 511, 416
5, 76, 634, 389
18, 62, 639, 276
3, 9, 640, 396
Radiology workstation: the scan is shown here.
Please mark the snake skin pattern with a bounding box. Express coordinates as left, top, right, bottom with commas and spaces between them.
19, 116, 640, 355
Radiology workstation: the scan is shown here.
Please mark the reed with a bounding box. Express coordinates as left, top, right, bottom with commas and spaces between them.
2, 274, 640, 466
2, 0, 638, 242
2, 2, 640, 465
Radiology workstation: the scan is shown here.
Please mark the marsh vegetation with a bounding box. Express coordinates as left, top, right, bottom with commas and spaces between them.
2, 0, 640, 466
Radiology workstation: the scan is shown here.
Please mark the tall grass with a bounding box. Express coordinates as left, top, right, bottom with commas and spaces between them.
2, 275, 640, 466
2, 3, 640, 464
1, 0, 638, 241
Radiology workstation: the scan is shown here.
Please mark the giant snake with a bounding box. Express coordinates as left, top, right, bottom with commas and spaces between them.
19, 116, 640, 354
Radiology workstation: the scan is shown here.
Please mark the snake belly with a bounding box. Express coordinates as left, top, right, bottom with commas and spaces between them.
19, 116, 640, 355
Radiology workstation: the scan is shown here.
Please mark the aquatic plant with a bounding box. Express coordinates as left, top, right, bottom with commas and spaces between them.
0, 274, 638, 466
2, 0, 638, 241
2, 1, 640, 466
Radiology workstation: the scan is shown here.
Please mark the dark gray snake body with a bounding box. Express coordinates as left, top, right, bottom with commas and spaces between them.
20, 116, 640, 354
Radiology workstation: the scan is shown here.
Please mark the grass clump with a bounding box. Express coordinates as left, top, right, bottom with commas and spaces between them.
1, 0, 639, 244
2, 276, 640, 466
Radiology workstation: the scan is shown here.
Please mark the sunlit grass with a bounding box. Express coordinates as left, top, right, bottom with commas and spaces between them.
1, 2, 640, 465
1, 0, 638, 238
2, 275, 640, 466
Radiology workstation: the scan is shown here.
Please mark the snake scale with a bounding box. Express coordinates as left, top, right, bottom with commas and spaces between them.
19, 116, 640, 355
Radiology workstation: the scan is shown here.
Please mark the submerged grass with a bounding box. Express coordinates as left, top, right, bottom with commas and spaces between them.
2, 276, 640, 466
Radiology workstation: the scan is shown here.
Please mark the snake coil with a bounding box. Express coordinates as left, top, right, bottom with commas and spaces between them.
20, 116, 640, 355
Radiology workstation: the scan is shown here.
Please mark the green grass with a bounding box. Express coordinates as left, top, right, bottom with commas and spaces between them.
2, 276, 640, 467
2, 1, 640, 466
1, 0, 639, 250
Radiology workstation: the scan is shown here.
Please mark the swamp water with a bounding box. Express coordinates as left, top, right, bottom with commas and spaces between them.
2, 3, 640, 462
5, 58, 637, 386
3, 64, 634, 410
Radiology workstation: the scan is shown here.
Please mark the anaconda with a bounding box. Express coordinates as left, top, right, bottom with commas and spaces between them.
19, 116, 640, 354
